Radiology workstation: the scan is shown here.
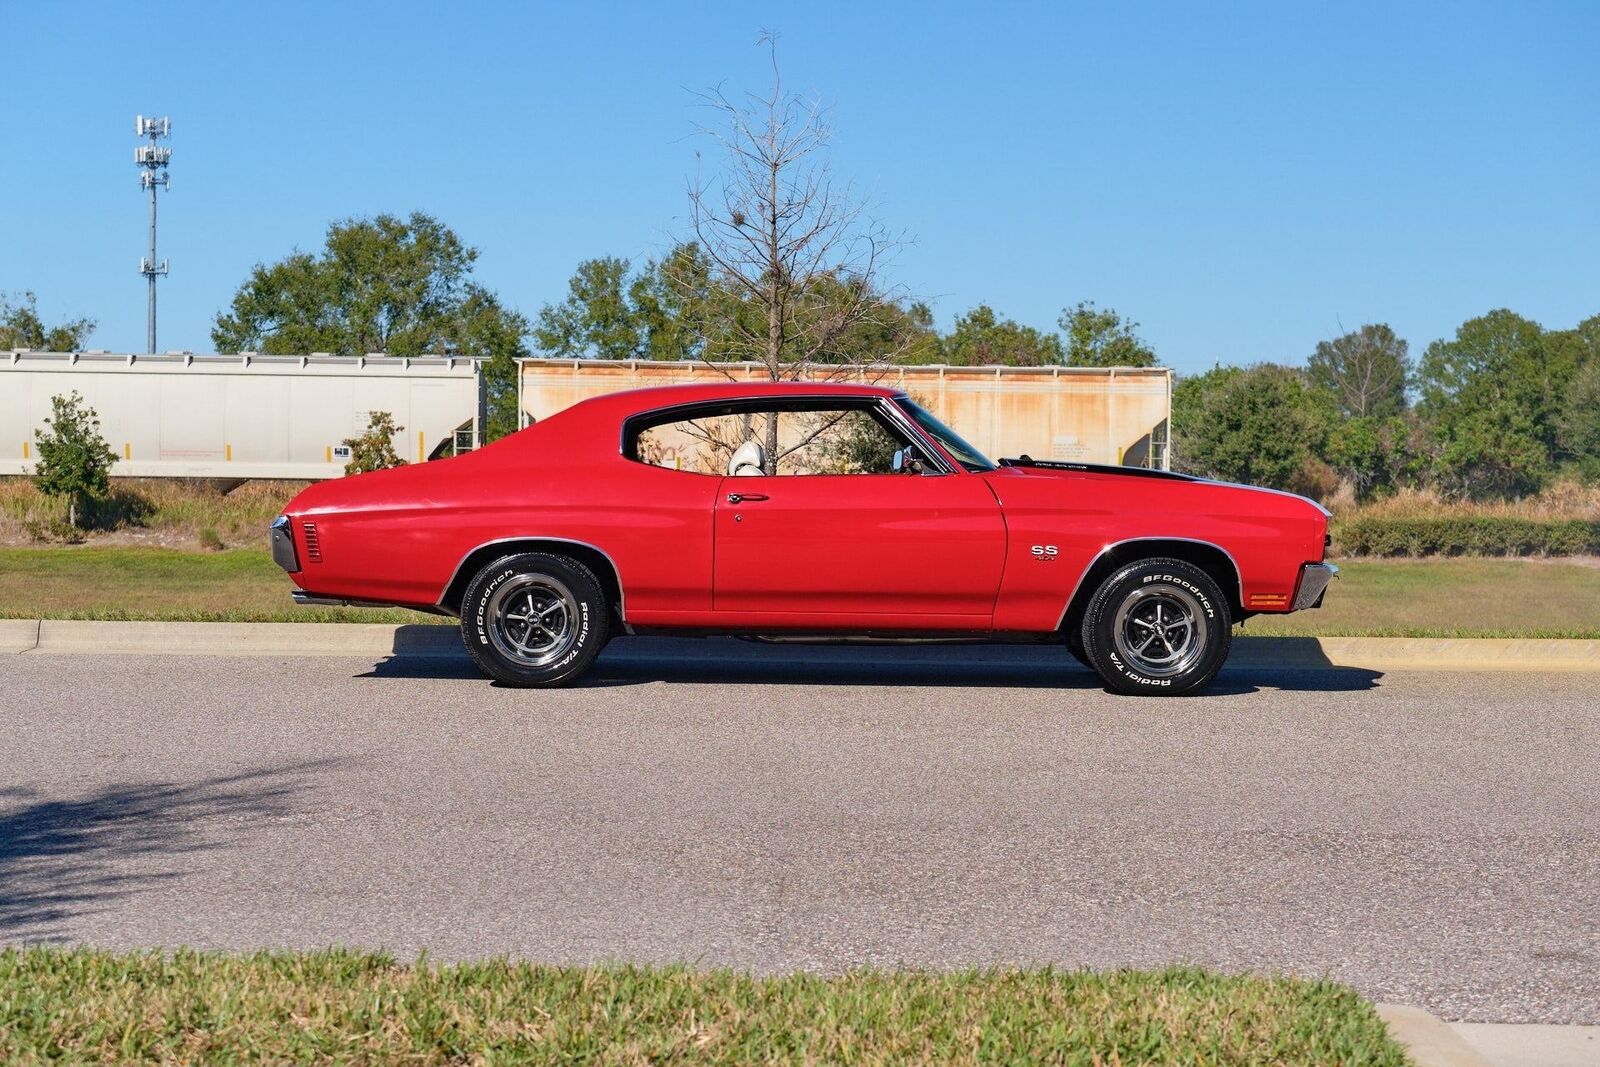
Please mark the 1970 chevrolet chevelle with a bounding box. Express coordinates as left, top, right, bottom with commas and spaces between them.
271, 381, 1336, 695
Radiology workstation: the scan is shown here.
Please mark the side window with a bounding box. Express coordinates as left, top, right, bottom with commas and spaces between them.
779, 408, 904, 475
628, 404, 914, 476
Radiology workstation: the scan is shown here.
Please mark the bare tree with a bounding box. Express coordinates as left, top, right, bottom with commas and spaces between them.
1308, 323, 1411, 419
678, 33, 912, 472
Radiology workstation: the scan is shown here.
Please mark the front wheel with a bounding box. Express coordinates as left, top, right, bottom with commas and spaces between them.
1080, 558, 1232, 696
460, 552, 610, 687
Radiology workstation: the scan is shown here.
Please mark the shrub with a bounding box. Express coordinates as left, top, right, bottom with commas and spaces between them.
197, 526, 225, 551
343, 411, 407, 475
31, 391, 118, 528
1333, 514, 1600, 557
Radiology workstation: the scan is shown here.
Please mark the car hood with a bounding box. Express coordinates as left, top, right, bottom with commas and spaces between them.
990, 458, 1331, 519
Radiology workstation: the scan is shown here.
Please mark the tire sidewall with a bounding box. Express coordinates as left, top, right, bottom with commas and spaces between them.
461, 553, 607, 686
1083, 560, 1231, 695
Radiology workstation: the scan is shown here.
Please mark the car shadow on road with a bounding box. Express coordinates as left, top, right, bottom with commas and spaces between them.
361, 637, 1384, 694
0, 761, 334, 944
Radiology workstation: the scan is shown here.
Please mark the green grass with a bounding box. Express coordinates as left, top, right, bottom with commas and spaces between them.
0, 546, 442, 624
0, 950, 1405, 1066
2, 547, 1597, 636
1243, 558, 1600, 638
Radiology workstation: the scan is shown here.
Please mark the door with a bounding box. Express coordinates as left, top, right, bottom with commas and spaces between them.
713, 472, 1007, 621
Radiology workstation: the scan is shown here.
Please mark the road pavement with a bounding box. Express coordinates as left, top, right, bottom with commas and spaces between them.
3, 639, 1597, 1024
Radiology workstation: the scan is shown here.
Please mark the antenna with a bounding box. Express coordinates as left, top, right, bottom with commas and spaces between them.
134, 115, 172, 354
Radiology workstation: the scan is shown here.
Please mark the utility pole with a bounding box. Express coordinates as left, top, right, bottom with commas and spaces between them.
134, 115, 172, 354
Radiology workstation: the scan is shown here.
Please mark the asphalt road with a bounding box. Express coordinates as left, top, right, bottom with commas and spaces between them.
3, 639, 1597, 1024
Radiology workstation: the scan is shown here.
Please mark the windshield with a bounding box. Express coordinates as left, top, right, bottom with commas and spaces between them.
896, 398, 996, 472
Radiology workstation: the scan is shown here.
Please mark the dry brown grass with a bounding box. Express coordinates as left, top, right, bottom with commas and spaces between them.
1334, 479, 1600, 520
0, 476, 304, 549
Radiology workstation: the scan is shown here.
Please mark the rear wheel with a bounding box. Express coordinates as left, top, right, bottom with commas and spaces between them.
460, 552, 609, 687
1080, 558, 1231, 696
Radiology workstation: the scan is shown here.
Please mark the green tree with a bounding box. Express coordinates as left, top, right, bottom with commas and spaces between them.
630, 244, 717, 362
212, 212, 529, 441
1557, 357, 1600, 480
449, 287, 531, 443
1324, 414, 1417, 502
1, 292, 95, 351
533, 256, 645, 360
1173, 364, 1333, 494
535, 245, 938, 371
32, 391, 118, 528
342, 411, 407, 475
1059, 301, 1156, 368
1547, 313, 1600, 478
943, 305, 1064, 366
1307, 324, 1410, 419
1416, 310, 1561, 498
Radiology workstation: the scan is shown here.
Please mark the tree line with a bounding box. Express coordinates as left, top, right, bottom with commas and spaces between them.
1175, 313, 1600, 501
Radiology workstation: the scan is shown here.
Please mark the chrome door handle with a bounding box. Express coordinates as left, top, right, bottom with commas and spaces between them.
727, 492, 769, 504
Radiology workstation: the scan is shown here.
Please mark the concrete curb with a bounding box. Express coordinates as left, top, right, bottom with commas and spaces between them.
1449, 1020, 1600, 1066
24, 620, 462, 658
1377, 1005, 1495, 1067
6, 620, 1600, 671
1232, 636, 1600, 672
0, 618, 41, 653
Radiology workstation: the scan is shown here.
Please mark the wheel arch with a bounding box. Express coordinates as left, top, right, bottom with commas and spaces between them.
439, 537, 625, 624
1056, 537, 1244, 637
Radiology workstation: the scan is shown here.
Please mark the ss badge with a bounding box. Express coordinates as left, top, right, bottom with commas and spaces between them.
1030, 544, 1059, 560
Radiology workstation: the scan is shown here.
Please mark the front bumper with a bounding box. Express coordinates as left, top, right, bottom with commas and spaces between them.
1292, 562, 1339, 611
270, 515, 299, 573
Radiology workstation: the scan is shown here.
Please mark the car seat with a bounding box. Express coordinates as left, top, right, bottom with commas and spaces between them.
728, 439, 766, 476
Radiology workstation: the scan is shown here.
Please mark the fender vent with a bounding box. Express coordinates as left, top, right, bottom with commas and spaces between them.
302, 522, 322, 563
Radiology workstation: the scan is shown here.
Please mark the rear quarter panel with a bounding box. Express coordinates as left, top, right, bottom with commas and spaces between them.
281, 422, 719, 615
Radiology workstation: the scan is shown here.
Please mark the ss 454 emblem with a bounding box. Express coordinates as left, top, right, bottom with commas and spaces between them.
1031, 545, 1059, 560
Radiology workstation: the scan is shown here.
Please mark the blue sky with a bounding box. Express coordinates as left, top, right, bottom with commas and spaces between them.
5, 1, 1597, 373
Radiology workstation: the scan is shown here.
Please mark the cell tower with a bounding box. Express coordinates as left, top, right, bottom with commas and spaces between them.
134, 115, 172, 354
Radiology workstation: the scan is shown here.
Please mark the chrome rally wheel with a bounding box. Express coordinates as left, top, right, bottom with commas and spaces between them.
1111, 585, 1209, 678
487, 573, 581, 669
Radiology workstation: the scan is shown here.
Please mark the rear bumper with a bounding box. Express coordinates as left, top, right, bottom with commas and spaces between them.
1292, 562, 1339, 611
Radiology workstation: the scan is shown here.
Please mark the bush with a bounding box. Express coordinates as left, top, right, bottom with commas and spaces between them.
31, 391, 118, 529
1334, 514, 1600, 557
343, 411, 407, 475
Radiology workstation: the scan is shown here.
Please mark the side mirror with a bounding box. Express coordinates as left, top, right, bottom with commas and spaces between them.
892, 448, 906, 473
892, 448, 923, 474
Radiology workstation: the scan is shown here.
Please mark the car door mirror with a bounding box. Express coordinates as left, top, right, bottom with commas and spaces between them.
892, 448, 924, 475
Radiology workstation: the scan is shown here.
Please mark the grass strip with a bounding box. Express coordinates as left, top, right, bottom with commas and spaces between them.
0, 546, 444, 624
1239, 557, 1600, 639
0, 950, 1405, 1065
2, 548, 1597, 637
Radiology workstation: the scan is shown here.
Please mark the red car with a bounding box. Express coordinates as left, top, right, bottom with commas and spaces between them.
271, 381, 1335, 695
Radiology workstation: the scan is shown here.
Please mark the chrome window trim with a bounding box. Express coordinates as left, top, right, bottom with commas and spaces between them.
436, 535, 627, 621
875, 394, 957, 475
615, 392, 956, 476
889, 394, 996, 473
1054, 536, 1245, 629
